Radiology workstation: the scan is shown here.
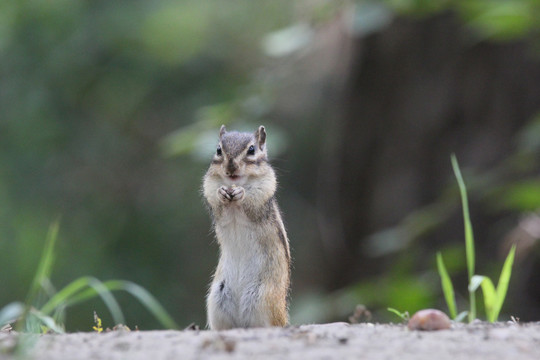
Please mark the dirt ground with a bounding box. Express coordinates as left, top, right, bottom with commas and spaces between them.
1, 322, 539, 360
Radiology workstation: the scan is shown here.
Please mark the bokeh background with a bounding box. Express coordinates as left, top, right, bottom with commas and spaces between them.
2, 0, 540, 330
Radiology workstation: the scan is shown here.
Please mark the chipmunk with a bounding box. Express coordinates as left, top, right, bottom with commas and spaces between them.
203, 125, 290, 330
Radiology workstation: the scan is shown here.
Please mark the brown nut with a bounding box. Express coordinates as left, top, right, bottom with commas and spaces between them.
407, 309, 451, 331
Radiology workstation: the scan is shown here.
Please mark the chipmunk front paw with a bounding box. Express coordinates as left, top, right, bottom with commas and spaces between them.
228, 185, 245, 202
218, 186, 232, 203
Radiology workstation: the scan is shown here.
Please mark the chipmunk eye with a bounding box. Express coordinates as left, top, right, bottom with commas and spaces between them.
247, 145, 255, 156
216, 146, 222, 156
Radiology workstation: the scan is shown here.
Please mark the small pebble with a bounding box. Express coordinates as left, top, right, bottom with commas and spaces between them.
408, 309, 451, 331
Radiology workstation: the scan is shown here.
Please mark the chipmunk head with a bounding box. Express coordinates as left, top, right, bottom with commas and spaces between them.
210, 125, 269, 185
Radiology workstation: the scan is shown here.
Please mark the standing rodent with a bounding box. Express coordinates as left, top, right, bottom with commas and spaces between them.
203, 125, 290, 330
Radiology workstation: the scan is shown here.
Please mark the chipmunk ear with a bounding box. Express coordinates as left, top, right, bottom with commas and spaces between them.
219, 125, 227, 138
255, 125, 266, 150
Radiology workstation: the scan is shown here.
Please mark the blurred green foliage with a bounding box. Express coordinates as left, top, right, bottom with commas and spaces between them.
0, 0, 296, 330
383, 0, 540, 40
1, 0, 540, 330
385, 0, 540, 39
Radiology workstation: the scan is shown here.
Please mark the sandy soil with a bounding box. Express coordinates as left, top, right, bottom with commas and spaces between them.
1, 322, 539, 360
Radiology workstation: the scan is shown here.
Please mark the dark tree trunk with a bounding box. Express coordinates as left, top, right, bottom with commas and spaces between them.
317, 12, 540, 290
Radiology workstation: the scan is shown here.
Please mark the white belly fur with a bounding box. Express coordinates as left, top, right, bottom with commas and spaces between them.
208, 205, 270, 329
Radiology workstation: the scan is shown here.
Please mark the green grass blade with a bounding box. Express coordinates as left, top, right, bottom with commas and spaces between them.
493, 245, 516, 321
468, 275, 484, 292
454, 311, 469, 323
74, 277, 125, 325
436, 252, 457, 319
29, 308, 65, 334
40, 276, 125, 325
451, 155, 475, 278
17, 221, 60, 331
40, 277, 95, 315
60, 280, 179, 329
105, 280, 180, 329
470, 275, 500, 322
480, 277, 497, 322
387, 307, 408, 321
451, 154, 476, 322
25, 221, 60, 305
61, 282, 113, 308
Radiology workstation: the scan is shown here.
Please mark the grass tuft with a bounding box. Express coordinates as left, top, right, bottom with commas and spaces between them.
469, 245, 516, 322
4, 220, 179, 335
436, 155, 517, 323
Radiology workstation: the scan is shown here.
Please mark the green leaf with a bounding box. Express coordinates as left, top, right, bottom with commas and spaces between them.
470, 245, 516, 322
451, 155, 475, 279
454, 311, 469, 323
493, 245, 516, 321
477, 276, 497, 321
40, 277, 91, 315
451, 154, 476, 322
56, 279, 179, 329
387, 307, 409, 321
436, 252, 457, 319
26, 221, 60, 305
29, 308, 65, 334
104, 280, 179, 329
468, 275, 485, 292
40, 276, 125, 325
469, 275, 498, 322
81, 278, 124, 326
17, 220, 61, 332
0, 302, 24, 327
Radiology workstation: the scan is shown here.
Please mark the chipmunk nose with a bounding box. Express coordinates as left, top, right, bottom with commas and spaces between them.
226, 159, 238, 176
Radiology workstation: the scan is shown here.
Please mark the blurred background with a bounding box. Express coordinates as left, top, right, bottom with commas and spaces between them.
1, 0, 540, 330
